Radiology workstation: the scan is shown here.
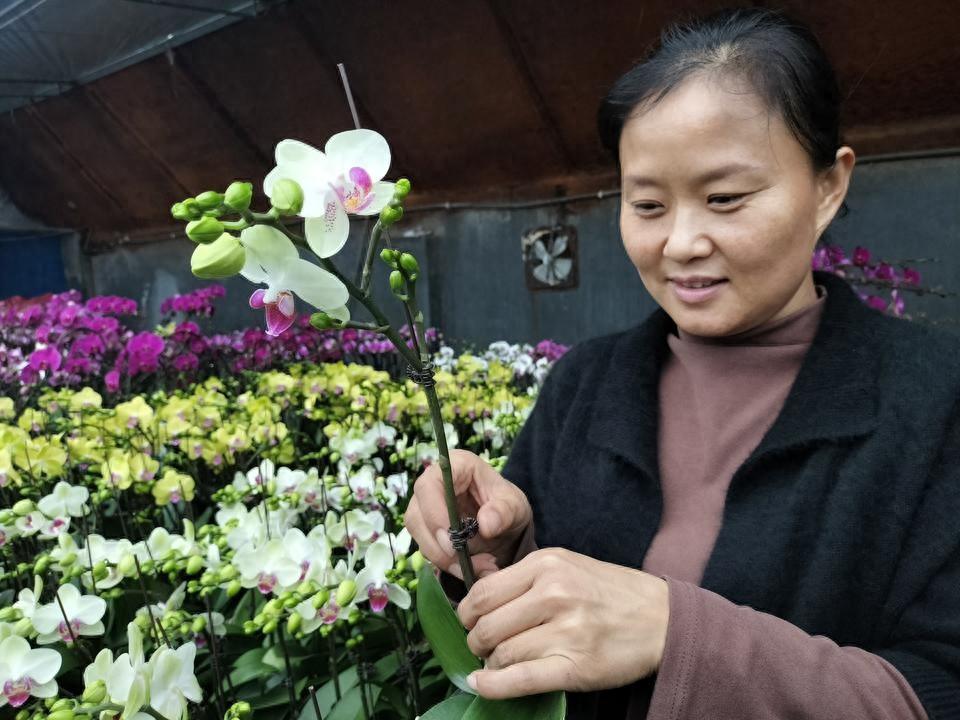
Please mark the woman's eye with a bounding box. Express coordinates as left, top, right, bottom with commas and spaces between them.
632, 202, 662, 213
709, 194, 745, 206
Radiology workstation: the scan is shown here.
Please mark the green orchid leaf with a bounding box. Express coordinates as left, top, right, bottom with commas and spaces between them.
416, 563, 482, 694
463, 691, 567, 720
418, 692, 476, 719
324, 683, 383, 720
297, 666, 360, 720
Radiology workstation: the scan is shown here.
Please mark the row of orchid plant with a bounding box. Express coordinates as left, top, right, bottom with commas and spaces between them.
0, 324, 564, 720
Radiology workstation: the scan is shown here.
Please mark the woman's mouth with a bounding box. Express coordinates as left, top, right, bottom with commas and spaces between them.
670, 279, 728, 304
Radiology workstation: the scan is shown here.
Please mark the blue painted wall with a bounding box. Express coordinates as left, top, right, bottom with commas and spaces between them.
0, 232, 69, 299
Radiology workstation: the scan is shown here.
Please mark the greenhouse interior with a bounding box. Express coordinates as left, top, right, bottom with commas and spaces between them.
1, 1, 959, 719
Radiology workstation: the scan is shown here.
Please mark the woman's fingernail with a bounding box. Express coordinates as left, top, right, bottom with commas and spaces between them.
467, 672, 478, 691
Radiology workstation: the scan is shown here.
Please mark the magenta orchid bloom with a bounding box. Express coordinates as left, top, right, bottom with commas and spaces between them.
239, 225, 349, 336
263, 130, 396, 259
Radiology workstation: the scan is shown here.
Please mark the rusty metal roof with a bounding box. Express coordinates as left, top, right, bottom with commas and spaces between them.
1, 0, 958, 245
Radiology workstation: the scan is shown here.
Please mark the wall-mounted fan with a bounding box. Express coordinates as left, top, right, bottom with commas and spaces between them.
521, 225, 578, 291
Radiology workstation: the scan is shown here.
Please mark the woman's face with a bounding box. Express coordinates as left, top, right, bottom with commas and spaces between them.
618, 73, 854, 336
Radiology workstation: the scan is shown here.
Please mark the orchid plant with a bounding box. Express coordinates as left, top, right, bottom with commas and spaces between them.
168, 128, 567, 719
170, 129, 478, 592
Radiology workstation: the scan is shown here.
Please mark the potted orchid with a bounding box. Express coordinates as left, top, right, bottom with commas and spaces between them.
167, 128, 566, 720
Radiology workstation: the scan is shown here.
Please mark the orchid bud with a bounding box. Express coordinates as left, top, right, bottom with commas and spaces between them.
171, 202, 192, 222
13, 617, 32, 636
345, 637, 357, 649
264, 599, 282, 617
12, 499, 34, 516
389, 270, 406, 296
379, 248, 399, 266
191, 233, 246, 279
82, 680, 107, 705
379, 205, 403, 227
227, 580, 243, 597
33, 556, 50, 575
309, 311, 343, 331
242, 621, 257, 634
335, 579, 357, 607
408, 578, 419, 591
92, 561, 109, 581
218, 565, 238, 582
50, 700, 73, 713
271, 178, 304, 215
395, 556, 407, 573
185, 216, 225, 245
229, 702, 253, 720
191, 616, 207, 634
311, 589, 330, 609
195, 191, 225, 211
186, 555, 204, 575
394, 178, 411, 200
224, 181, 253, 212
181, 198, 203, 220
296, 581, 316, 596
0, 607, 19, 622
410, 550, 425, 573
262, 618, 278, 634
117, 554, 135, 577
286, 613, 302, 634
399, 253, 420, 279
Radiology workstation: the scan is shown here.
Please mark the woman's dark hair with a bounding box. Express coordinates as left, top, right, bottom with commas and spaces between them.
598, 6, 848, 217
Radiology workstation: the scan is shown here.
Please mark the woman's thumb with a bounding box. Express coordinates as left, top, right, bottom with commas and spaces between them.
478, 497, 523, 538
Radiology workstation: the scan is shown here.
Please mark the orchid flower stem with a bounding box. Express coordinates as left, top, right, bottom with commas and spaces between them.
204, 595, 227, 718
133, 555, 171, 648
359, 221, 384, 296
327, 632, 341, 702
248, 215, 475, 587
274, 629, 298, 714
308, 685, 325, 720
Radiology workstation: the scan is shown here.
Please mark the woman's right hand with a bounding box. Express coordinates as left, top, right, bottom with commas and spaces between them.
404, 449, 533, 579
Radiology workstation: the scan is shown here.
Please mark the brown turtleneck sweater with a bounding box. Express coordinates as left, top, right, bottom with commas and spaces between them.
448, 283, 928, 719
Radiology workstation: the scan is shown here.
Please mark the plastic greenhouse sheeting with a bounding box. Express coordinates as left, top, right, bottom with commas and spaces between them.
0, 0, 262, 113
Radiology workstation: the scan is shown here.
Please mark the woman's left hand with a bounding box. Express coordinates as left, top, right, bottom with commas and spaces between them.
456, 547, 670, 700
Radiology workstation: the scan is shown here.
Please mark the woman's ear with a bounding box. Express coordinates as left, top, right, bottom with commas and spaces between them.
815, 146, 856, 239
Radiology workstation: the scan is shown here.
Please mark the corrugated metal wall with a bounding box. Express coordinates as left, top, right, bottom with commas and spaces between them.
81, 152, 960, 346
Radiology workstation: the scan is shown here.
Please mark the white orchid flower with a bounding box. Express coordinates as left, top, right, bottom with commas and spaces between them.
276, 466, 307, 496
294, 558, 357, 633
373, 527, 413, 557
147, 643, 202, 720
32, 583, 106, 645
0, 635, 61, 707
281, 527, 333, 586
239, 225, 349, 337
385, 471, 409, 500
37, 481, 89, 518
364, 423, 397, 450
325, 508, 384, 555
14, 511, 42, 537
233, 537, 301, 595
38, 515, 70, 540
81, 535, 135, 589
83, 622, 146, 716
354, 542, 410, 612
472, 418, 505, 450
264, 131, 395, 258
12, 576, 43, 620
348, 465, 377, 503
233, 458, 275, 493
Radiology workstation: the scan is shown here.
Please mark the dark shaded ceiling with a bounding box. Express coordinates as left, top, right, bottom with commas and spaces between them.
1, 0, 958, 248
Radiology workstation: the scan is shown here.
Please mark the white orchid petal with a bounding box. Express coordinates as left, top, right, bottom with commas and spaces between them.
356, 182, 395, 216
31, 679, 59, 698
74, 595, 107, 625
324, 129, 391, 181
18, 646, 61, 684
304, 194, 349, 258
386, 583, 411, 610
363, 541, 393, 575
239, 225, 299, 274
284, 259, 349, 311
274, 139, 326, 170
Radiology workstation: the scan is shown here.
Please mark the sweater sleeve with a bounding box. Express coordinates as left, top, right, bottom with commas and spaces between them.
646, 576, 929, 719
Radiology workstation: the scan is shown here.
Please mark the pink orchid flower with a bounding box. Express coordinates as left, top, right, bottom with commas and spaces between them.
239, 226, 349, 336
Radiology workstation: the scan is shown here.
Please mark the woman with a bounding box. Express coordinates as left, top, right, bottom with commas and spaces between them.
404, 7, 960, 719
